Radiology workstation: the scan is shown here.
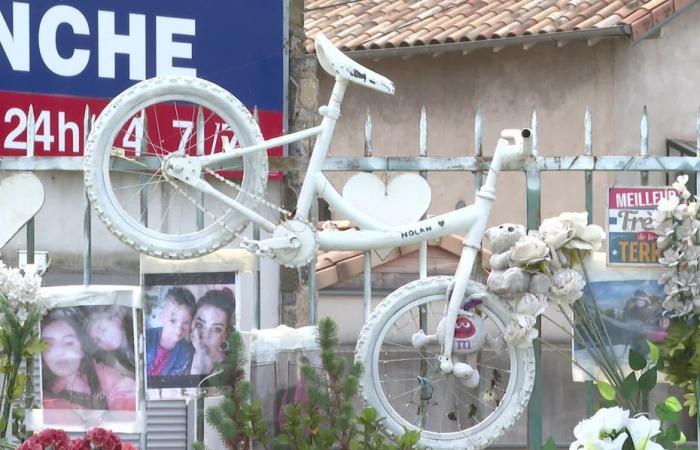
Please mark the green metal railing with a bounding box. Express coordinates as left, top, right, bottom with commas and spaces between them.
8, 102, 700, 449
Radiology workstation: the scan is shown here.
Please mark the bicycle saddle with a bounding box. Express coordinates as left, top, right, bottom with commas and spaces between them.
315, 33, 395, 95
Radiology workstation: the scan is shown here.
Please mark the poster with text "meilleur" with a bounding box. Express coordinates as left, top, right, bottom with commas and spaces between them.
607, 186, 677, 266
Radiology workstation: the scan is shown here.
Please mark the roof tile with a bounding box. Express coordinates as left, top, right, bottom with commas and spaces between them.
305, 0, 697, 51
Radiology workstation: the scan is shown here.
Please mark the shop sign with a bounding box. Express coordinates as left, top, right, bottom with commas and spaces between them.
0, 1, 285, 160
607, 186, 677, 265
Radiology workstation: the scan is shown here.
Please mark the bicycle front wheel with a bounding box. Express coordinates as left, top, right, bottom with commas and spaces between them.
84, 76, 268, 259
356, 276, 535, 450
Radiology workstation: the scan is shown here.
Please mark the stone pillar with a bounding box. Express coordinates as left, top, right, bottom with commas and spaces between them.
280, 0, 318, 327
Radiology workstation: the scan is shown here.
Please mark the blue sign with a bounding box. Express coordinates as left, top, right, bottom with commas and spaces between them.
0, 1, 285, 156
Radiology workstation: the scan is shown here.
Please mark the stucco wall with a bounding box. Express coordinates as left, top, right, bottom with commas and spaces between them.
318, 4, 700, 231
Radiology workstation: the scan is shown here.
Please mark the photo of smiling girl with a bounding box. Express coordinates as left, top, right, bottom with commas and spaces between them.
41, 308, 136, 412
190, 288, 236, 375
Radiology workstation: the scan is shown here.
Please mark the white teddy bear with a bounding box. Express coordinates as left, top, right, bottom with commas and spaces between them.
485, 223, 551, 301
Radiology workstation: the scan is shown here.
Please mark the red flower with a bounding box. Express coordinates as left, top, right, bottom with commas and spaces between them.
103, 434, 120, 450
68, 438, 90, 450
86, 427, 123, 450
87, 428, 110, 447
44, 428, 71, 450
121, 443, 137, 450
17, 437, 43, 450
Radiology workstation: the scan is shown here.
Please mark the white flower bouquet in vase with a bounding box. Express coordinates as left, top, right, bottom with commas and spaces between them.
0, 262, 50, 447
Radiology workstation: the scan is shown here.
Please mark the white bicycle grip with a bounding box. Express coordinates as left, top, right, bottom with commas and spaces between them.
500, 128, 533, 156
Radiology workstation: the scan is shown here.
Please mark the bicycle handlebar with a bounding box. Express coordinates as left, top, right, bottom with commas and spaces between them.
499, 128, 533, 156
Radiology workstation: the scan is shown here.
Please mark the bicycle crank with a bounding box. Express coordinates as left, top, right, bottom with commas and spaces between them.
242, 219, 317, 268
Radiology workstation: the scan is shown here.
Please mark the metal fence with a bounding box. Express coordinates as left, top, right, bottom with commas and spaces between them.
303, 104, 700, 450
5, 102, 700, 449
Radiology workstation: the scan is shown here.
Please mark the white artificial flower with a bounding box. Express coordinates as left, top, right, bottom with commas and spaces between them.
627, 416, 662, 450
676, 269, 697, 294
539, 217, 575, 250
656, 235, 673, 251
662, 294, 692, 316
570, 411, 629, 450
687, 201, 698, 218
675, 217, 699, 242
504, 314, 538, 344
549, 269, 586, 305
516, 293, 548, 317
658, 248, 682, 267
510, 235, 550, 267
672, 175, 689, 194
592, 407, 630, 435
657, 196, 680, 220
684, 245, 700, 267
652, 209, 669, 229
557, 212, 589, 237
570, 415, 605, 450
567, 224, 606, 251
654, 219, 675, 238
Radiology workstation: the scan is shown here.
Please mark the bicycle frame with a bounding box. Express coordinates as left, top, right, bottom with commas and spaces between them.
193, 76, 530, 374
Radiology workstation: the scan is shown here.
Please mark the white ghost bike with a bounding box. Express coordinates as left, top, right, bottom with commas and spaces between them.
84, 33, 536, 450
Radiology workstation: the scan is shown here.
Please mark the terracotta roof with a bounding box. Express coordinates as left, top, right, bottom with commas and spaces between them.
305, 0, 697, 52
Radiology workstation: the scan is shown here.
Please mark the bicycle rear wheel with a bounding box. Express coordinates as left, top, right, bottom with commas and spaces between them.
84, 76, 268, 259
356, 277, 535, 450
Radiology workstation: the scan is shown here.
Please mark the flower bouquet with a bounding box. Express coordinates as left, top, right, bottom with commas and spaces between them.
497, 212, 605, 344
652, 175, 700, 421
17, 428, 136, 450
570, 406, 676, 450
0, 262, 51, 446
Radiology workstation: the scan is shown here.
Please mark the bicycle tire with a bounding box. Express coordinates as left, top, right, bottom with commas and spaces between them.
356, 276, 535, 450
84, 76, 268, 259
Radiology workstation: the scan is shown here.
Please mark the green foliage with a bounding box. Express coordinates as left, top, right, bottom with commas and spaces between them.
596, 346, 690, 450
274, 318, 423, 450
197, 318, 423, 450
628, 349, 646, 371
654, 395, 689, 450
540, 436, 558, 450
194, 331, 268, 450
681, 382, 696, 417
656, 317, 700, 386
596, 380, 616, 401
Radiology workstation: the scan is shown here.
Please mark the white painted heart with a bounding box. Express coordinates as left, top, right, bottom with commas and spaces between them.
0, 173, 45, 248
341, 172, 431, 227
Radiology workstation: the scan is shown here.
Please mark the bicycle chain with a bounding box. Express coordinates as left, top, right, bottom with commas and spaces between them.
162, 166, 319, 265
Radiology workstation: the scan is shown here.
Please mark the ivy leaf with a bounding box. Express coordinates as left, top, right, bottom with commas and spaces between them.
621, 373, 638, 400
596, 380, 616, 401
638, 368, 657, 393
629, 348, 646, 371
646, 340, 660, 365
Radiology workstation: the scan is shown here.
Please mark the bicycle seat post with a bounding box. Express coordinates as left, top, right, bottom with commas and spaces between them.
295, 77, 349, 221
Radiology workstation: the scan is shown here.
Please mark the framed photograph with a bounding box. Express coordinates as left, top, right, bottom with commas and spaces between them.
140, 249, 255, 400
143, 272, 237, 391
30, 286, 142, 433
572, 253, 667, 381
